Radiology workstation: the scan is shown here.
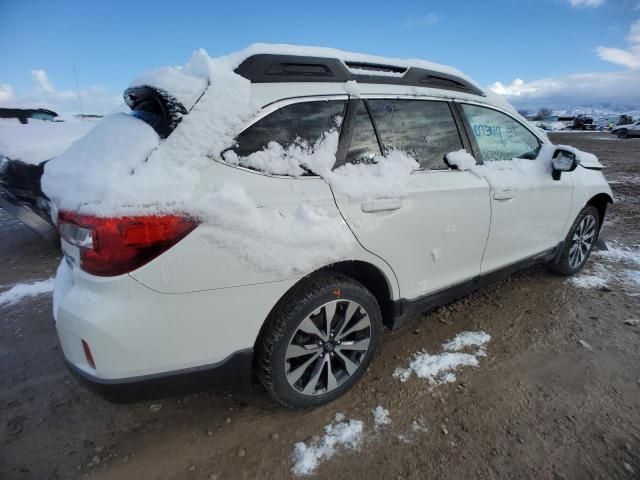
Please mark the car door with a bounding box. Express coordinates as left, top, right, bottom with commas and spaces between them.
331, 99, 491, 301
457, 103, 574, 273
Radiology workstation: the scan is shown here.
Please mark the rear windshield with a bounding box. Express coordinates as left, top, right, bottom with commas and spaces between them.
124, 87, 186, 139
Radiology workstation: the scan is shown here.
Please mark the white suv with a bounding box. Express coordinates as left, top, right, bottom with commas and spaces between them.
47, 45, 613, 408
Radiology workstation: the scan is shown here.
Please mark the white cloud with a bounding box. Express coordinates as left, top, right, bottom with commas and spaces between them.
595, 19, 640, 69
31, 69, 55, 93
489, 70, 640, 108
0, 84, 14, 102
568, 0, 605, 6
404, 13, 440, 28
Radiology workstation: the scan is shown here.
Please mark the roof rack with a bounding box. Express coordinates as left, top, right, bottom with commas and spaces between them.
234, 54, 484, 96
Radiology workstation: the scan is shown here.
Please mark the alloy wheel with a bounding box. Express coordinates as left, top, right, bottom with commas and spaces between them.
568, 214, 596, 269
284, 299, 372, 396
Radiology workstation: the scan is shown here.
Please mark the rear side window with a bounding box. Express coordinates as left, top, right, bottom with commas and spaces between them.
367, 99, 463, 170
461, 104, 541, 161
345, 101, 381, 164
229, 101, 346, 159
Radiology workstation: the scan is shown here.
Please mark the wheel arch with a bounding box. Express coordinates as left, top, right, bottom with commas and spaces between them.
254, 260, 397, 356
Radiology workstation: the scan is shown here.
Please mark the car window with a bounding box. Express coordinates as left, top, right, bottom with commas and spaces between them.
367, 99, 463, 170
345, 101, 381, 164
229, 100, 346, 160
461, 104, 541, 161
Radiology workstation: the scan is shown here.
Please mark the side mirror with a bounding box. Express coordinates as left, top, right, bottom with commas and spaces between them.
551, 149, 578, 180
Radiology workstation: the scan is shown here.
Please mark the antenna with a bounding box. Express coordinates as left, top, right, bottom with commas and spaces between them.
73, 64, 85, 117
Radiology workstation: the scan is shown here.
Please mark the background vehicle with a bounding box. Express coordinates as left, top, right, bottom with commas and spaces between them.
572, 114, 596, 131
611, 120, 640, 138
50, 46, 613, 408
0, 112, 97, 238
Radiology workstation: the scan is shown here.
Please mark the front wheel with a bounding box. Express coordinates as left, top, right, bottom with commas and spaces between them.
617, 129, 628, 139
257, 273, 381, 408
549, 205, 600, 275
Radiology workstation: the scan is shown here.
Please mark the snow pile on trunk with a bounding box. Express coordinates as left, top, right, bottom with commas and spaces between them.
43, 48, 260, 216
0, 278, 54, 307
0, 119, 95, 165
292, 413, 364, 476
42, 113, 161, 211
394, 330, 491, 384
371, 406, 391, 430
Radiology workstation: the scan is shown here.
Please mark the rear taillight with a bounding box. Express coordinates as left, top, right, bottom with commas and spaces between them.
57, 211, 198, 276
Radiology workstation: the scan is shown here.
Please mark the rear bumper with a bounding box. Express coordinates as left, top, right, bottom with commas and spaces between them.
66, 348, 254, 403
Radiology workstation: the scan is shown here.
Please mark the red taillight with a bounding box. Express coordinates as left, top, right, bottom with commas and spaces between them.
58, 211, 198, 276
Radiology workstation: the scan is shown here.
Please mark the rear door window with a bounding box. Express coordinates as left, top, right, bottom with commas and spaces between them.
367, 99, 463, 170
228, 100, 346, 171
345, 100, 381, 165
461, 104, 541, 161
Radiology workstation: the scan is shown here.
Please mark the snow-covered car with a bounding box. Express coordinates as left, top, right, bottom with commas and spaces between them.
45, 45, 613, 408
611, 120, 640, 138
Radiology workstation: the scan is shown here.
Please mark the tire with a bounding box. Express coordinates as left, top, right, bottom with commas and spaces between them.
549, 205, 600, 275
257, 273, 382, 408
617, 129, 628, 139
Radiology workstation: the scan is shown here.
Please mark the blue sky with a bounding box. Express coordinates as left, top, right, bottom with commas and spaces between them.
1, 0, 639, 113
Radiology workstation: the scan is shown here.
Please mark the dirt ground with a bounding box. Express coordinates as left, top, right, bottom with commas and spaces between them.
1, 132, 639, 480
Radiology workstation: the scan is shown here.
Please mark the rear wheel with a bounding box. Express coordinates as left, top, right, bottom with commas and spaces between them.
257, 273, 381, 408
549, 205, 600, 275
617, 129, 628, 139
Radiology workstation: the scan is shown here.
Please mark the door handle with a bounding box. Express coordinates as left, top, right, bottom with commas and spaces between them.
493, 190, 514, 201
361, 199, 403, 213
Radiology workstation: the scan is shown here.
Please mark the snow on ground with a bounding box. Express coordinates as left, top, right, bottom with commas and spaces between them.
371, 406, 391, 430
0, 119, 95, 164
569, 243, 640, 293
291, 413, 364, 476
393, 330, 491, 384
0, 278, 54, 307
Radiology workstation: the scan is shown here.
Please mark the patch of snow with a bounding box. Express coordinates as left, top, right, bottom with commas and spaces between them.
292, 413, 364, 476
442, 331, 491, 355
196, 186, 355, 275
0, 119, 95, 164
595, 244, 640, 266
130, 49, 210, 110
394, 330, 491, 384
371, 406, 391, 430
343, 80, 361, 97
568, 274, 609, 289
445, 149, 477, 171
411, 418, 429, 433
223, 129, 340, 178
0, 278, 54, 307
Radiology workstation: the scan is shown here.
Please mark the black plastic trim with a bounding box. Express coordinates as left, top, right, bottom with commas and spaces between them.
66, 348, 254, 403
235, 54, 484, 96
390, 244, 562, 328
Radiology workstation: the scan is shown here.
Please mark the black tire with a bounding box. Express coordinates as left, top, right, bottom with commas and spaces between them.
617, 129, 628, 139
257, 273, 381, 408
549, 205, 600, 275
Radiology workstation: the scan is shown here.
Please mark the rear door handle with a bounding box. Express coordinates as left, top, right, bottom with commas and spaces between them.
493, 190, 514, 201
361, 199, 403, 213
